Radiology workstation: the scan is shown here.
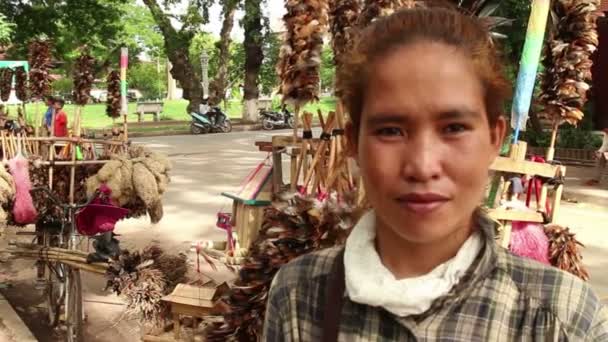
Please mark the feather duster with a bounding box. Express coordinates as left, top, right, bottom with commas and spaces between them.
14, 67, 28, 102
539, 0, 602, 125
28, 39, 52, 100
0, 68, 13, 102
205, 194, 356, 340
277, 0, 330, 107
329, 0, 360, 97
9, 154, 37, 224
509, 221, 550, 265
106, 70, 121, 119
73, 51, 96, 106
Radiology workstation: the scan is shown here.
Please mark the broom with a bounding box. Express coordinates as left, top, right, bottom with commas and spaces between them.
9, 134, 37, 224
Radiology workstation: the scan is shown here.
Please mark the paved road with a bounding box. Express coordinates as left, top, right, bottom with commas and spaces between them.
1, 130, 289, 341
0, 130, 607, 340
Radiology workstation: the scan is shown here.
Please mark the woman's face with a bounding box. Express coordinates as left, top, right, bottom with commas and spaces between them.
352, 41, 506, 244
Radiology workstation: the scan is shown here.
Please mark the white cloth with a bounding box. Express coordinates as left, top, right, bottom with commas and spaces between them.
199, 103, 210, 114
344, 211, 483, 317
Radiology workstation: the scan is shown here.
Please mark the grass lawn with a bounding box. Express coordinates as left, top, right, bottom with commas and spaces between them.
14, 97, 337, 130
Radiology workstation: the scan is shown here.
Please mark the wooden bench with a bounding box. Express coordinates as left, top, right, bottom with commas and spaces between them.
135, 102, 164, 122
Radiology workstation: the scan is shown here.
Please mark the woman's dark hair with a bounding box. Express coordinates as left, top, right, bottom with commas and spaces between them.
54, 99, 65, 108
337, 8, 511, 133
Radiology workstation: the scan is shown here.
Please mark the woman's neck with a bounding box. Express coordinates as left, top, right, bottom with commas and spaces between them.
374, 219, 473, 279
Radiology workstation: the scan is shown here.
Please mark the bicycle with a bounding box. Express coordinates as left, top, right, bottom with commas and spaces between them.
31, 186, 99, 342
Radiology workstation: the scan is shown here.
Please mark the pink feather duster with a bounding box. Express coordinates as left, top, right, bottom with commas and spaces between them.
509, 221, 550, 265
9, 155, 37, 224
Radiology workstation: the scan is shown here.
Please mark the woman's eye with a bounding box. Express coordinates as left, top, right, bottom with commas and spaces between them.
443, 123, 469, 134
375, 127, 404, 136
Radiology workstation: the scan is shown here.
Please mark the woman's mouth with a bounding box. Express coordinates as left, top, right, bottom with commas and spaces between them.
395, 193, 450, 214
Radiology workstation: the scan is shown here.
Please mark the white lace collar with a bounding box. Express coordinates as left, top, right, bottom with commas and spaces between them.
344, 211, 482, 317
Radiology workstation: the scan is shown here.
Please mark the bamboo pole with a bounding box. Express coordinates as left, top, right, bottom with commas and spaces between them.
546, 119, 559, 162
8, 133, 16, 159
305, 112, 336, 189
69, 142, 77, 204
9, 243, 90, 256
539, 119, 560, 212
24, 137, 125, 145
292, 105, 300, 145
35, 102, 40, 138
49, 105, 56, 189
1, 131, 7, 163
294, 112, 313, 192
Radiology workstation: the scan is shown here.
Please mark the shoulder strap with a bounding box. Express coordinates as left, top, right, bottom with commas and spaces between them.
322, 248, 346, 342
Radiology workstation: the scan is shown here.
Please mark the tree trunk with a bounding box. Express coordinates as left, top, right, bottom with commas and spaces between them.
142, 0, 203, 113
242, 0, 264, 123
210, 0, 237, 106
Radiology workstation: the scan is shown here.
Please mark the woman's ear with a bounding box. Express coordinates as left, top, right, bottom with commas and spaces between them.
345, 122, 358, 160
490, 115, 507, 157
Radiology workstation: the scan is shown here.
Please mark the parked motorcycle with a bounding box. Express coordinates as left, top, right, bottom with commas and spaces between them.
259, 106, 294, 130
190, 106, 232, 134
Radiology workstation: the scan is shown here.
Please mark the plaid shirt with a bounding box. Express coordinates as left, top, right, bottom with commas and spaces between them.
264, 217, 608, 341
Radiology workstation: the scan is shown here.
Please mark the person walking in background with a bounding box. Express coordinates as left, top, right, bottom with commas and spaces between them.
264, 6, 608, 341
43, 96, 55, 133
53, 99, 68, 137
586, 128, 608, 185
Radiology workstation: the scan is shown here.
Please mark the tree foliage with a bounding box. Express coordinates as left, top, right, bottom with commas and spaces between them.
1, 0, 127, 65
494, 0, 530, 65
128, 62, 167, 99
0, 13, 14, 45
320, 44, 335, 92
142, 0, 210, 112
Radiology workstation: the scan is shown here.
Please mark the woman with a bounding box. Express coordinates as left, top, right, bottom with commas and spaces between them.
264, 7, 608, 341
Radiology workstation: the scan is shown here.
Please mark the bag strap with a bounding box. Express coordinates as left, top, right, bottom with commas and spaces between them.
322, 249, 346, 342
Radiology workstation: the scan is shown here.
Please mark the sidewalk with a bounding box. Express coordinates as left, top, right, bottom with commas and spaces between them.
0, 292, 37, 342
562, 165, 608, 207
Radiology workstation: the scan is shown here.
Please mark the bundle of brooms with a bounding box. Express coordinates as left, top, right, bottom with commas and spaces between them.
544, 224, 589, 281
105, 244, 188, 324
4, 242, 109, 274
5, 242, 188, 324
539, 0, 602, 126
205, 193, 356, 340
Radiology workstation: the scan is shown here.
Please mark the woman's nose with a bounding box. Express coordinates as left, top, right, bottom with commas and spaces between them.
400, 135, 442, 183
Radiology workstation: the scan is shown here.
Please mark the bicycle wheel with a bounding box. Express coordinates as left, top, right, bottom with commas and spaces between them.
46, 262, 66, 327
65, 267, 83, 342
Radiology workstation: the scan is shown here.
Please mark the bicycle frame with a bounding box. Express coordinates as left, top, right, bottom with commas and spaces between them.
30, 186, 100, 341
